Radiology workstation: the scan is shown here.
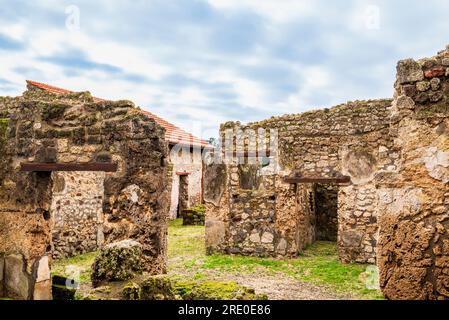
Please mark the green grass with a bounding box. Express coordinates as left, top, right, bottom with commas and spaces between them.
168, 219, 206, 259
53, 219, 384, 300
168, 219, 384, 300
52, 251, 98, 284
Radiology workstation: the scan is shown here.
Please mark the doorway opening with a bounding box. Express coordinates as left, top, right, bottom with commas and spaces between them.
314, 184, 338, 242
177, 175, 189, 218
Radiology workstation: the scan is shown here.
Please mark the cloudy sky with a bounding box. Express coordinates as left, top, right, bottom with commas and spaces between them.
1, 0, 449, 139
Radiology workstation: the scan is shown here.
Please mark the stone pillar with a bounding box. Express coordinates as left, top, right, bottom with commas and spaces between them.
338, 184, 378, 264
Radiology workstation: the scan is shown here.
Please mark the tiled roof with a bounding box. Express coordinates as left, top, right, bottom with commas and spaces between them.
26, 80, 212, 148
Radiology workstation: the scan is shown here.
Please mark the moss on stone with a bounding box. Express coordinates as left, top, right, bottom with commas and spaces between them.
189, 204, 206, 214
173, 280, 267, 300
139, 275, 176, 300
91, 240, 143, 287
183, 205, 206, 226
0, 118, 8, 136
41, 103, 70, 122
122, 282, 140, 300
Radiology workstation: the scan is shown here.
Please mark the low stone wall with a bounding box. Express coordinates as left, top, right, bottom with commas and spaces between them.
182, 207, 205, 226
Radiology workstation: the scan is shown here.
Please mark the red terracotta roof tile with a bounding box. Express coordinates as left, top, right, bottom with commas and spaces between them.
26, 80, 212, 148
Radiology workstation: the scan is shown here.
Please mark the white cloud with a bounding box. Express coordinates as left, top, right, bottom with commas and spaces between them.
2, 0, 449, 139
207, 0, 317, 23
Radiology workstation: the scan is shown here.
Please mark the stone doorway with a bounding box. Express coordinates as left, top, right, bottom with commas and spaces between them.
314, 184, 338, 242
177, 175, 189, 218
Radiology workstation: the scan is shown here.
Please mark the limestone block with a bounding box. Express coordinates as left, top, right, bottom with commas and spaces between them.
430, 78, 441, 91
91, 240, 143, 287
340, 230, 363, 248
261, 232, 274, 244
249, 232, 261, 244
205, 220, 226, 254
397, 59, 424, 84
416, 81, 430, 92
4, 254, 30, 300
33, 280, 52, 300
276, 238, 287, 254
35, 255, 50, 282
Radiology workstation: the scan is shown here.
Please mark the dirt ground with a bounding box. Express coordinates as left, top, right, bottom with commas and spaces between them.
52, 219, 382, 300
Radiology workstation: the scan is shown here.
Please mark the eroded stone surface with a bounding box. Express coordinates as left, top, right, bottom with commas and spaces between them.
91, 240, 143, 287
377, 47, 449, 300
0, 84, 170, 299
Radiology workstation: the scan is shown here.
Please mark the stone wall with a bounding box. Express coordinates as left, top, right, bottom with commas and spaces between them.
376, 47, 449, 300
168, 146, 203, 219
0, 86, 170, 299
314, 184, 338, 242
51, 171, 105, 259
205, 157, 316, 257
206, 98, 393, 263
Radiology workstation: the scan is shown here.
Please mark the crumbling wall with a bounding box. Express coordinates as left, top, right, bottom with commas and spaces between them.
206, 99, 393, 262
0, 87, 169, 299
376, 47, 449, 300
205, 156, 315, 257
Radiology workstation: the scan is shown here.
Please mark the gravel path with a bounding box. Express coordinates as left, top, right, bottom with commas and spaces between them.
196, 269, 354, 300
229, 274, 353, 300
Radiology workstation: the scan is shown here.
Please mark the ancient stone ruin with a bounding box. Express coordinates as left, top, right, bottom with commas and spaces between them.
1, 46, 449, 301
0, 84, 170, 299
205, 46, 449, 300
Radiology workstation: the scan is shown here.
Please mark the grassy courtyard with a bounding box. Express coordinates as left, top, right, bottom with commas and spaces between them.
52, 219, 384, 300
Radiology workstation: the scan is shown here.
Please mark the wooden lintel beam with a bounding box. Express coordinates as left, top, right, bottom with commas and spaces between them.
283, 176, 351, 184
20, 162, 118, 172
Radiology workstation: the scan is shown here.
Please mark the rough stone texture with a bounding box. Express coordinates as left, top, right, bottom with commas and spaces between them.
139, 275, 176, 300
0, 255, 4, 296
338, 184, 378, 264
51, 171, 105, 259
122, 282, 141, 300
0, 85, 170, 299
206, 99, 393, 262
91, 240, 143, 287
122, 276, 267, 300
4, 254, 31, 299
314, 184, 338, 241
376, 47, 449, 300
